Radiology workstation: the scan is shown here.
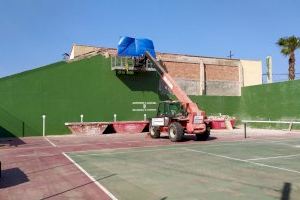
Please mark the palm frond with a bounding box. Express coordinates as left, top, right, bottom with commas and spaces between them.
281, 48, 290, 56
277, 37, 288, 46
277, 35, 300, 55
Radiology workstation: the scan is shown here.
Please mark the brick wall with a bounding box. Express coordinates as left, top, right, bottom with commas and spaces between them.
205, 65, 239, 81
162, 61, 200, 80
161, 62, 239, 83
161, 61, 240, 96
70, 45, 246, 96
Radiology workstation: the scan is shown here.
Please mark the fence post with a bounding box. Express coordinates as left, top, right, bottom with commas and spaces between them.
42, 115, 46, 137
80, 114, 84, 123
244, 123, 247, 138
288, 121, 293, 131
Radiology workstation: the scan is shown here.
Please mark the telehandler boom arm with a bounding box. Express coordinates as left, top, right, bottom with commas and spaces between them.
144, 51, 207, 133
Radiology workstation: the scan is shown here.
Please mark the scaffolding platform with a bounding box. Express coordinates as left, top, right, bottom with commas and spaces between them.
111, 56, 156, 73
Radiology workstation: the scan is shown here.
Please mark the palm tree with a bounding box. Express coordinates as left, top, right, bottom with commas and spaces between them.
277, 36, 300, 80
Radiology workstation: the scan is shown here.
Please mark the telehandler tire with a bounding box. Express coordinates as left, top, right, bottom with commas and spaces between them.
149, 125, 161, 138
168, 122, 184, 142
196, 127, 210, 141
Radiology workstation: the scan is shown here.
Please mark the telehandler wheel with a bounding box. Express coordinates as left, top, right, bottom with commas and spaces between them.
149, 125, 161, 138
195, 127, 210, 141
168, 122, 184, 142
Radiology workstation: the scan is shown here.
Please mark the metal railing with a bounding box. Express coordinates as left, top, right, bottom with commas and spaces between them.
111, 56, 156, 72
241, 120, 300, 138
111, 56, 134, 70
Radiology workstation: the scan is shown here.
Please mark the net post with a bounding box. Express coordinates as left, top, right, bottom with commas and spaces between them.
244, 122, 247, 138
288, 121, 293, 131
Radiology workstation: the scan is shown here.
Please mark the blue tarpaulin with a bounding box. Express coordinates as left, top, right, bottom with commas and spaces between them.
117, 36, 156, 58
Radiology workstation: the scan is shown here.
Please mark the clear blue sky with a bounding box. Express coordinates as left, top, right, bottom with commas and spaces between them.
1, 0, 300, 80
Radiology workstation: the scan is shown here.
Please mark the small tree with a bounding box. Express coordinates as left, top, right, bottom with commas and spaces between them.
277, 36, 300, 80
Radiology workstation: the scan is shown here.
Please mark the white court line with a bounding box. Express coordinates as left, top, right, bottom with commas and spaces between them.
184, 148, 300, 175
65, 138, 299, 151
66, 141, 242, 155
246, 153, 300, 161
0, 139, 159, 152
64, 143, 177, 154
62, 152, 118, 200
49, 140, 142, 148
268, 141, 298, 147
2, 136, 299, 153
44, 137, 57, 147
72, 147, 180, 156
65, 138, 300, 155
70, 137, 294, 156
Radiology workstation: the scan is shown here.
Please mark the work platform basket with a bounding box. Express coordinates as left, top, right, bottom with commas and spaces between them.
111, 56, 156, 74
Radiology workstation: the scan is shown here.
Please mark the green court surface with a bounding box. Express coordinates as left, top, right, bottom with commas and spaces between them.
68, 138, 300, 200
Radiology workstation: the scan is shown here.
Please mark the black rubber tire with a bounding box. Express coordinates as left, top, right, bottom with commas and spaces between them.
149, 125, 161, 138
195, 127, 210, 141
168, 122, 184, 142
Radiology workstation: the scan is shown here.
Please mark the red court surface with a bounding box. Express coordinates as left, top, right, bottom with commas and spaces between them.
1, 129, 300, 200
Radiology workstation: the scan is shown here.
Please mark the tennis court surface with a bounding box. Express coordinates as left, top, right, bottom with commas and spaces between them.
67, 135, 300, 200
1, 130, 300, 199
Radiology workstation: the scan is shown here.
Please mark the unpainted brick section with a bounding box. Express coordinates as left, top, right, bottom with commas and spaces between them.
205, 64, 239, 81
162, 61, 200, 80
175, 79, 200, 95
206, 81, 240, 96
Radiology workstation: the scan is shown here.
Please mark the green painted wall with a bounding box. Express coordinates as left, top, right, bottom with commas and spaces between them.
240, 80, 300, 129
0, 55, 166, 137
241, 80, 300, 120
192, 80, 300, 127
190, 96, 240, 116
1, 54, 300, 137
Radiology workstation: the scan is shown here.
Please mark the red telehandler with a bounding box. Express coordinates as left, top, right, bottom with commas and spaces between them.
144, 52, 211, 142
116, 36, 210, 142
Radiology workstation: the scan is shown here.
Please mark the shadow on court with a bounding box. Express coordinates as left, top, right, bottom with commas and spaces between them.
0, 167, 29, 188
40, 173, 117, 200
158, 135, 217, 142
281, 182, 291, 200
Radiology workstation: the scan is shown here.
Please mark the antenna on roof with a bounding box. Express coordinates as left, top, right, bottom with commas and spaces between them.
228, 50, 234, 59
